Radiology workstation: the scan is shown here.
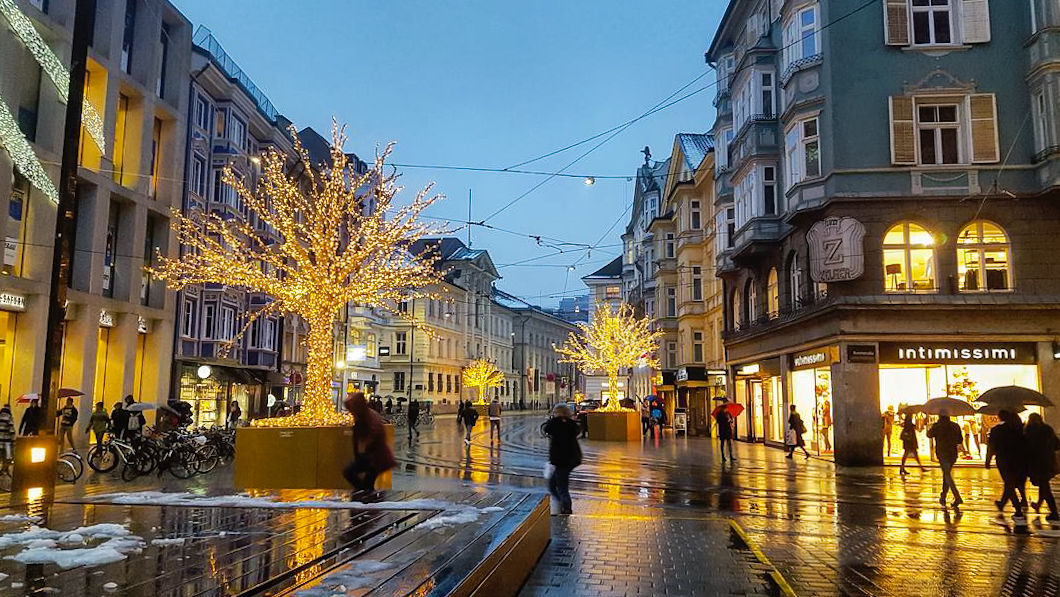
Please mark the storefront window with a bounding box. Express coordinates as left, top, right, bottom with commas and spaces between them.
883, 222, 936, 292
766, 268, 779, 319
791, 367, 833, 454
957, 221, 1010, 292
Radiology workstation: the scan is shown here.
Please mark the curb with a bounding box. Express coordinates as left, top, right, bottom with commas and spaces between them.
729, 519, 797, 597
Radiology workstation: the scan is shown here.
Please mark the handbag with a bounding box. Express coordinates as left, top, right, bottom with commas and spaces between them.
785, 428, 797, 446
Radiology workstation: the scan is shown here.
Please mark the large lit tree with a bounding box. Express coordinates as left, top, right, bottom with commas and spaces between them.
154, 124, 446, 426
462, 359, 504, 404
554, 303, 661, 412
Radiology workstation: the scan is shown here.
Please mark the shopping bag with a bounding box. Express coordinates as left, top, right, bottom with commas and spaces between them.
785, 428, 797, 446
543, 462, 555, 480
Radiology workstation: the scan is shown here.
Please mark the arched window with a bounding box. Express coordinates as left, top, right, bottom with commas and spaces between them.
788, 252, 803, 309
883, 223, 936, 292
767, 268, 779, 319
957, 221, 1010, 291
731, 288, 743, 330
745, 279, 757, 324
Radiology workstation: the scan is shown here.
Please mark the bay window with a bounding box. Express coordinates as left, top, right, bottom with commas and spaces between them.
786, 117, 820, 185
782, 4, 819, 71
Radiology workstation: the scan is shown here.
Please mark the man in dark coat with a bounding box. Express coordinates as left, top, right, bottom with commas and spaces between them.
407, 399, 420, 440
18, 399, 41, 436
343, 392, 396, 493
987, 409, 1028, 522
1025, 412, 1060, 521
110, 402, 129, 439
928, 414, 965, 508
543, 404, 582, 515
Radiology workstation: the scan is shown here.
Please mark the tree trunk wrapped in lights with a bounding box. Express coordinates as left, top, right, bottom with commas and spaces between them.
554, 302, 661, 412
462, 359, 504, 404
154, 124, 446, 426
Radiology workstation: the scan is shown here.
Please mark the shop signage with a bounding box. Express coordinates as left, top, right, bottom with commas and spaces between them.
98, 310, 114, 328
791, 347, 837, 370
378, 346, 391, 357
878, 342, 1037, 365
807, 216, 866, 283
847, 344, 878, 363
676, 367, 689, 382
0, 291, 26, 312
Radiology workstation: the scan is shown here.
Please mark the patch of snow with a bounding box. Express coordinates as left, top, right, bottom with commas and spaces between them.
60, 533, 84, 545
417, 510, 481, 531
0, 572, 8, 581
27, 539, 57, 550
0, 522, 143, 570
294, 560, 396, 596
0, 514, 41, 524
92, 491, 489, 514
102, 581, 119, 591
150, 538, 185, 547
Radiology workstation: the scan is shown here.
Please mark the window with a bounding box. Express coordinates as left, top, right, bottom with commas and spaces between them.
264, 319, 276, 350
191, 154, 207, 198
957, 221, 1010, 291
202, 304, 216, 339
215, 108, 227, 139
786, 117, 820, 185
446, 375, 452, 394
911, 0, 952, 45
883, 222, 937, 292
726, 208, 735, 248
158, 23, 170, 97
428, 371, 434, 392
789, 253, 803, 308
398, 301, 409, 314
394, 372, 405, 392
213, 168, 236, 206
605, 285, 621, 299
150, 118, 162, 197
220, 307, 235, 340
121, 0, 137, 74
230, 115, 247, 150
666, 287, 677, 317
746, 280, 757, 323
763, 167, 777, 215
665, 233, 675, 258
181, 299, 195, 337
917, 104, 960, 164
367, 333, 376, 357
782, 4, 819, 70
692, 266, 703, 301
732, 289, 743, 328
760, 72, 775, 118
690, 201, 702, 230
395, 332, 408, 355
693, 332, 704, 363
716, 127, 733, 172
1035, 91, 1050, 152
437, 373, 443, 393
455, 375, 461, 393
113, 94, 130, 184
194, 95, 211, 131
767, 268, 779, 319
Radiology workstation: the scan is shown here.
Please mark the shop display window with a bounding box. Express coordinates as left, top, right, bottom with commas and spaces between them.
957, 221, 1010, 292
791, 368, 833, 453
883, 222, 936, 292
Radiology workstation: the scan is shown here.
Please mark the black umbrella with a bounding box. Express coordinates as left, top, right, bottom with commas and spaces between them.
977, 385, 1053, 407
920, 397, 976, 417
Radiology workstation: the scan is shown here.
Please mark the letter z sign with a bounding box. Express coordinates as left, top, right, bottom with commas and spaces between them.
807, 217, 866, 283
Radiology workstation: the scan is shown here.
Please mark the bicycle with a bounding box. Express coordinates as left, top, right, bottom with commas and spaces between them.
57, 450, 84, 483
87, 436, 154, 481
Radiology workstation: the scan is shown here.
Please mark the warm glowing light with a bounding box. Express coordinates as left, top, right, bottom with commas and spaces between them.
26, 487, 43, 501
0, 88, 58, 203
197, 365, 212, 380
554, 302, 661, 412
29, 447, 45, 463
154, 123, 447, 427
462, 359, 504, 404
335, 360, 346, 369
738, 364, 760, 375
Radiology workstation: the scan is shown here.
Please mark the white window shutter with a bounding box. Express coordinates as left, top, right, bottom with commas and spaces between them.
889, 96, 917, 165
884, 0, 910, 46
961, 0, 991, 43
969, 94, 1000, 163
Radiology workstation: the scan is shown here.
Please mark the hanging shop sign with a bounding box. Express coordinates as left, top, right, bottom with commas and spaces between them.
790, 346, 838, 370
378, 346, 391, 357
846, 344, 878, 363
676, 367, 688, 382
807, 216, 866, 283
0, 291, 26, 312
878, 342, 1037, 365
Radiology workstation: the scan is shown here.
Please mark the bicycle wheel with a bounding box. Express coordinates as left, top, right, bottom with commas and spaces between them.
168, 449, 196, 479
195, 445, 219, 474
120, 461, 141, 482
134, 451, 156, 475
87, 445, 118, 473
56, 459, 77, 483
59, 453, 84, 481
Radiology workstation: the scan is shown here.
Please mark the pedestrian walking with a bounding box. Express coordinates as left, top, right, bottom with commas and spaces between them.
882, 406, 895, 455
407, 399, 421, 440
641, 402, 651, 436
226, 400, 242, 429
488, 397, 502, 442
110, 401, 129, 439
18, 398, 41, 436
342, 392, 396, 492
57, 397, 78, 453
542, 404, 582, 515
786, 405, 810, 459
385, 397, 393, 415
123, 395, 145, 439
456, 401, 465, 433
85, 402, 110, 448
716, 405, 735, 462
650, 403, 664, 439
461, 400, 478, 445
927, 414, 964, 508
1024, 412, 1060, 521
986, 409, 1028, 522
899, 412, 925, 475
0, 405, 14, 461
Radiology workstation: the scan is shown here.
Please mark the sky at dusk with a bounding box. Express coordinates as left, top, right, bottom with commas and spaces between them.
173, 0, 726, 307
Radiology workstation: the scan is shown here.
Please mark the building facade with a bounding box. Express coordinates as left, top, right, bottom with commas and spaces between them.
709, 0, 1060, 465
496, 291, 579, 409
0, 0, 191, 438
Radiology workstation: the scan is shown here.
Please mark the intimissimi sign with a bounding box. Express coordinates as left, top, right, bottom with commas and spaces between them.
878, 342, 1037, 365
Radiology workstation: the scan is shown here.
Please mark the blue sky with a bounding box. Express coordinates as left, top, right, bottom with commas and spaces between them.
173, 0, 726, 307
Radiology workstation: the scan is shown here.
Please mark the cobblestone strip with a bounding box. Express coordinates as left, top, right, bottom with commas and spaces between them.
730, 519, 797, 597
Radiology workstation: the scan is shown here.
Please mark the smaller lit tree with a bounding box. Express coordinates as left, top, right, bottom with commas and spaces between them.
462, 359, 504, 404
554, 302, 661, 412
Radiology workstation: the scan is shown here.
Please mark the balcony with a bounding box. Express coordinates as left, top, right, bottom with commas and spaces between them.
730, 216, 788, 262
729, 117, 780, 174
723, 291, 833, 341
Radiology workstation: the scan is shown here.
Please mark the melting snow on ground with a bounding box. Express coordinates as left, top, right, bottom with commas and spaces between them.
0, 523, 144, 569
294, 560, 395, 596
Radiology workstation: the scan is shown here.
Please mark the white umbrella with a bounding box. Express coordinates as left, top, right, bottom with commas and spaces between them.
125, 403, 156, 412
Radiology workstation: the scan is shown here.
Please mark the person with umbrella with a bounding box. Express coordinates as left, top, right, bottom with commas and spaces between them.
713, 400, 739, 462
898, 410, 925, 475
1024, 412, 1060, 521
18, 398, 41, 437
927, 414, 964, 507
57, 397, 79, 453
786, 405, 810, 459
986, 409, 1028, 523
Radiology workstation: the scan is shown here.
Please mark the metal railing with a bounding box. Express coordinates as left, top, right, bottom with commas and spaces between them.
193, 26, 279, 123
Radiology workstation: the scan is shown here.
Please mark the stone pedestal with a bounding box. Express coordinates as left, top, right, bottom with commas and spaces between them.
234, 425, 393, 490
586, 411, 640, 441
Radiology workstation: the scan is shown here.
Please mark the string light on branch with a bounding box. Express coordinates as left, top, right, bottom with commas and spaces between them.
153, 122, 448, 427
462, 359, 504, 405
553, 302, 661, 412
0, 87, 58, 203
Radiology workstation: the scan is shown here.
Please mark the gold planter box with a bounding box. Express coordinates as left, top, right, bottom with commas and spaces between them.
234, 425, 393, 490
586, 411, 640, 441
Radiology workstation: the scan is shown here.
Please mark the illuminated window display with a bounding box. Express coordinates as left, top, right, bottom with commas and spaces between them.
789, 347, 837, 454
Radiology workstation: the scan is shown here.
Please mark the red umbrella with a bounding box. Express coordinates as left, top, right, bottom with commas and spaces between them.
16, 393, 39, 404
711, 402, 744, 418
58, 388, 84, 398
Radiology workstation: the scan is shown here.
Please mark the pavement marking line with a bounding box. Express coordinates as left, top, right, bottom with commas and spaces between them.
729, 519, 797, 597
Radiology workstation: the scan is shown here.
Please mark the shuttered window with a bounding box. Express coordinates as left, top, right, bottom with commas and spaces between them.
888, 94, 999, 166
884, 0, 991, 46
969, 94, 999, 163
884, 0, 910, 45
889, 97, 917, 165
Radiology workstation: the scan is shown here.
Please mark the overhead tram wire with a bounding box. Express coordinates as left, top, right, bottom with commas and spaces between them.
476, 0, 878, 225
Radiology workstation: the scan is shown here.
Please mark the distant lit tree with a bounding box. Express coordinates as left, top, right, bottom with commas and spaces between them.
462, 359, 505, 404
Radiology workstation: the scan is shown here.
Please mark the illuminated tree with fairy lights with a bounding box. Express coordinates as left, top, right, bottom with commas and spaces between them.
554, 302, 661, 412
462, 359, 505, 404
154, 124, 446, 426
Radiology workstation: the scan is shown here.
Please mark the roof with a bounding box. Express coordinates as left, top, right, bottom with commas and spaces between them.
192, 26, 279, 123
407, 237, 499, 280
297, 127, 367, 173
582, 256, 623, 280
675, 133, 714, 171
